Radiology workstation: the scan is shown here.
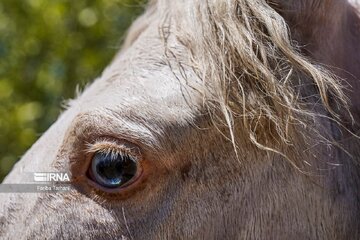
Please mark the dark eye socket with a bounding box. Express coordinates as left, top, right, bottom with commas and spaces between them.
90, 151, 137, 188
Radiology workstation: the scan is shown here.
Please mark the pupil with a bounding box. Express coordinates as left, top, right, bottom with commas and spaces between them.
92, 152, 137, 188
96, 159, 123, 185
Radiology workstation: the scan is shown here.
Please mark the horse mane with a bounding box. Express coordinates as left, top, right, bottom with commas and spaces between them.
125, 0, 351, 166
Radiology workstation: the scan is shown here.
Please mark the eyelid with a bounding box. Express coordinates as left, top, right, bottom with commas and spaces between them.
85, 138, 143, 161
69, 111, 161, 152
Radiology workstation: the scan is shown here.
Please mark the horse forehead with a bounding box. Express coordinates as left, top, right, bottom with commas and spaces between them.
71, 64, 202, 128
76, 42, 199, 110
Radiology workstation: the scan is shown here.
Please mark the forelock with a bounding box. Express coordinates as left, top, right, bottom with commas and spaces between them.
124, 0, 350, 166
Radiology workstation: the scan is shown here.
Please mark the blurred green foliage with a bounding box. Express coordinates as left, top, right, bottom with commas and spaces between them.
0, 0, 146, 181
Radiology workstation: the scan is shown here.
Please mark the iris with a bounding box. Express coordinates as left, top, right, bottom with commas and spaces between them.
91, 151, 137, 188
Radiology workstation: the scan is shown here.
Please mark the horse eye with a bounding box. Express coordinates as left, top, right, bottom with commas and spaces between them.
90, 151, 137, 188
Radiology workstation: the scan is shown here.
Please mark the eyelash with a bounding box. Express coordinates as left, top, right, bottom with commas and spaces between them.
86, 140, 138, 160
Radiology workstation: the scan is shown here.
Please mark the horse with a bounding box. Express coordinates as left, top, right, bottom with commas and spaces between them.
1, 0, 360, 239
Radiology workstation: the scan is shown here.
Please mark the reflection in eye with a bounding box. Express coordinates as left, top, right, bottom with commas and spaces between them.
90, 150, 137, 188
